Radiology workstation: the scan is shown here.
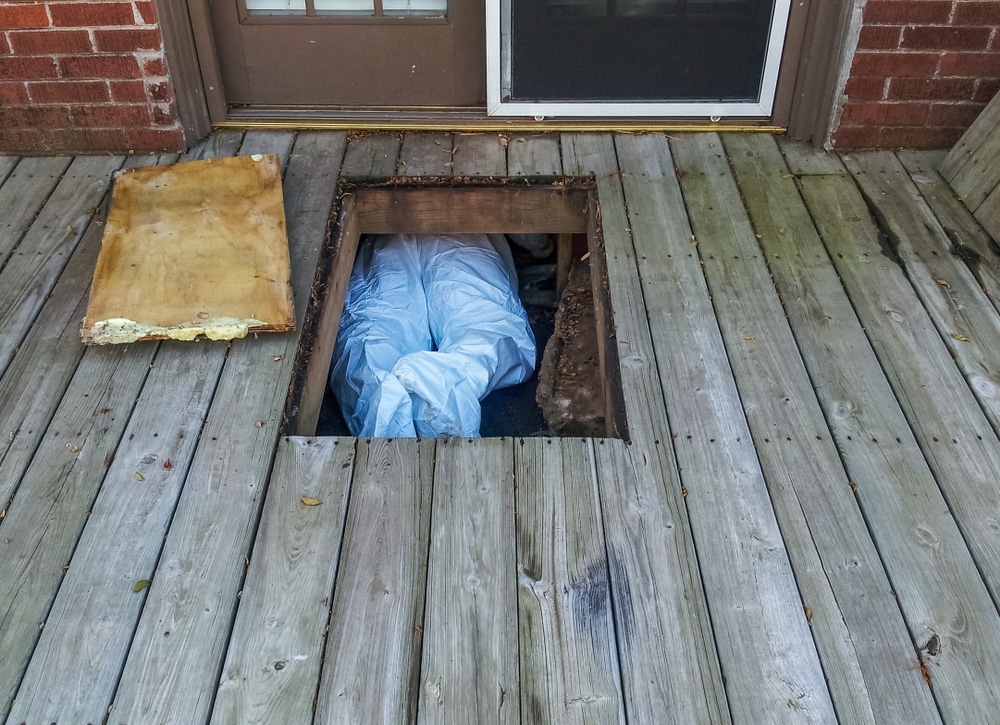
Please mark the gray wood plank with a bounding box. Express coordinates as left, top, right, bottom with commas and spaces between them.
0, 156, 72, 269
776, 135, 847, 175
941, 89, 1000, 194
109, 132, 346, 724
515, 437, 624, 725
417, 437, 518, 725
5, 340, 226, 724
0, 156, 17, 185
844, 152, 1000, 444
341, 132, 402, 179
314, 438, 435, 724
0, 155, 125, 379
975, 181, 1000, 242
798, 172, 1000, 723
398, 132, 453, 176
452, 132, 507, 177
722, 131, 942, 724
560, 133, 729, 724
618, 132, 834, 724
507, 133, 562, 177
942, 119, 1000, 212
213, 437, 356, 725
897, 149, 1000, 309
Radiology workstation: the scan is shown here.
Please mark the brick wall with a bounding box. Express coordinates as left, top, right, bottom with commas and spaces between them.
831, 0, 1000, 149
0, 1, 185, 154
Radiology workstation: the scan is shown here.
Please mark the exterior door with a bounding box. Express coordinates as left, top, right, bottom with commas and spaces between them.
210, 0, 486, 107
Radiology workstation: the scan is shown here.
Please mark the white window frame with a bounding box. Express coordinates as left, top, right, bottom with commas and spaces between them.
486, 0, 792, 118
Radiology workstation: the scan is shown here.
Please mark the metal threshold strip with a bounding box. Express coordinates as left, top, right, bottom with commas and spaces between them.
219, 106, 786, 133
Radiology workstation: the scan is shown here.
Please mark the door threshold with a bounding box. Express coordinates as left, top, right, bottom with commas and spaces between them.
219, 107, 785, 133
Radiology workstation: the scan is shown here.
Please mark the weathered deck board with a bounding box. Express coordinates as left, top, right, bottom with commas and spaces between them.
975, 182, 1000, 242
800, 173, 1000, 723
213, 437, 356, 725
453, 132, 507, 177
417, 437, 518, 724
507, 133, 562, 177
0, 156, 17, 185
109, 132, 345, 723
722, 131, 941, 724
314, 438, 435, 724
777, 135, 848, 175
624, 132, 833, 724
399, 132, 454, 176
561, 133, 729, 724
0, 155, 124, 378
940, 90, 1000, 210
515, 437, 624, 725
341, 132, 402, 179
0, 156, 72, 270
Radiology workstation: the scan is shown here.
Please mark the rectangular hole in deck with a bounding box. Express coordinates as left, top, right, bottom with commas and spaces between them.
284, 180, 628, 440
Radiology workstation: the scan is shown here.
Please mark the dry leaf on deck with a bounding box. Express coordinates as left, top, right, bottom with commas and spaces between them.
300, 497, 322, 506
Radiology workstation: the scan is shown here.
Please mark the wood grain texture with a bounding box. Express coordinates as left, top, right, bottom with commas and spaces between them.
453, 132, 507, 177
315, 438, 435, 724
799, 172, 1000, 723
940, 90, 1000, 206
399, 132, 454, 177
341, 133, 402, 179
0, 155, 17, 184
6, 339, 226, 724
0, 155, 125, 377
515, 437, 624, 725
0, 156, 72, 269
560, 133, 729, 724
213, 437, 356, 725
777, 136, 847, 175
507, 133, 562, 177
621, 132, 834, 725
974, 181, 1000, 242
418, 437, 518, 725
109, 132, 345, 724
722, 131, 941, 725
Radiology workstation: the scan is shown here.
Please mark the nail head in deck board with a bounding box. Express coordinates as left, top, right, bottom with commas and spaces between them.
507, 133, 562, 177
561, 132, 729, 724
0, 155, 125, 377
341, 133, 403, 180
621, 132, 834, 724
799, 173, 1000, 722
399, 132, 454, 177
418, 437, 518, 725
515, 437, 625, 725
5, 340, 226, 725
0, 156, 72, 269
315, 438, 435, 724
721, 131, 940, 724
941, 90, 1000, 209
213, 436, 356, 725
108, 133, 345, 724
452, 132, 508, 177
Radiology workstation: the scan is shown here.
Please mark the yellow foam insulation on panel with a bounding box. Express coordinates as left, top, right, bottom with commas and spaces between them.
82, 154, 294, 345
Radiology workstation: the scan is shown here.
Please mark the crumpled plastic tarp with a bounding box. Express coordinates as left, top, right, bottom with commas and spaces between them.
329, 233, 536, 438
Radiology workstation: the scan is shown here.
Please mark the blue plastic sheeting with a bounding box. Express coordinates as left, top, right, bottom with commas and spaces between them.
329, 233, 536, 437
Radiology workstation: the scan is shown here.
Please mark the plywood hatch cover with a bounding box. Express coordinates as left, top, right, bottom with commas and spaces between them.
82, 154, 294, 345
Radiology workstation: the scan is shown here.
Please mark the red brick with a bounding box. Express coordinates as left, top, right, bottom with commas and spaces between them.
29, 79, 110, 103
59, 54, 141, 79
9, 29, 93, 55
0, 128, 45, 153
939, 51, 1000, 77
902, 26, 991, 51
839, 100, 930, 126
0, 104, 73, 127
850, 51, 940, 78
44, 127, 128, 153
0, 80, 29, 104
858, 26, 904, 50
831, 125, 882, 149
146, 79, 172, 102
70, 102, 151, 127
135, 1, 158, 24
141, 55, 167, 77
0, 55, 57, 80
926, 101, 985, 126
49, 2, 136, 28
864, 0, 952, 24
888, 76, 977, 100
974, 78, 1000, 102
94, 27, 161, 52
0, 4, 49, 29
150, 101, 175, 126
110, 78, 145, 101
124, 127, 185, 152
879, 126, 964, 148
845, 76, 888, 100
0, 32, 10, 55
953, 2, 1000, 25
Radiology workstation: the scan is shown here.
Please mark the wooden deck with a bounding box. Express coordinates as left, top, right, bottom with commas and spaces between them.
2, 131, 1000, 724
